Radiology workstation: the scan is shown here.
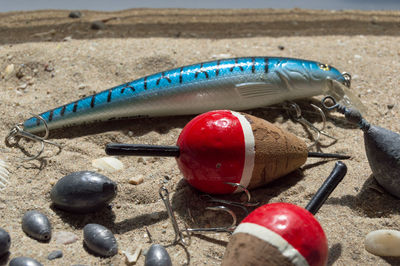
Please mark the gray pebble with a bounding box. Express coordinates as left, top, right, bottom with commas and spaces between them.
9, 257, 43, 266
145, 244, 172, 266
91, 21, 105, 30
68, 11, 82, 18
0, 227, 10, 257
22, 210, 51, 242
83, 224, 117, 257
47, 250, 63, 260
50, 171, 117, 213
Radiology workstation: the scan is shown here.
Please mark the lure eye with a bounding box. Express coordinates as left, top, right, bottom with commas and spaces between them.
318, 63, 331, 71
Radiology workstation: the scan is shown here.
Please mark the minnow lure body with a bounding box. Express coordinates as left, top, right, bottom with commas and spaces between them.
23, 57, 349, 133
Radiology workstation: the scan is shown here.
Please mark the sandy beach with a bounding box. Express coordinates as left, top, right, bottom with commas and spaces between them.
0, 8, 399, 265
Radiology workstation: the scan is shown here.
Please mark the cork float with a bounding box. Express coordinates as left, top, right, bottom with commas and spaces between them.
222, 161, 347, 266
106, 110, 349, 194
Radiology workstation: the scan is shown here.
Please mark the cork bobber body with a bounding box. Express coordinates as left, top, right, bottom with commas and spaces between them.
222, 203, 328, 266
176, 110, 308, 194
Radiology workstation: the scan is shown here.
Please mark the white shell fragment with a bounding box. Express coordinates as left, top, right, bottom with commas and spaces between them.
365, 229, 400, 257
0, 159, 10, 191
123, 245, 142, 264
92, 157, 124, 172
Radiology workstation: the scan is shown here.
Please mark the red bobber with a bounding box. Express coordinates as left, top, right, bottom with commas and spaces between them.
106, 110, 349, 194
222, 203, 327, 266
222, 161, 348, 266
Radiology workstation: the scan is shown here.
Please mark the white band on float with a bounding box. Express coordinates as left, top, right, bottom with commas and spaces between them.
233, 222, 309, 266
230, 111, 255, 193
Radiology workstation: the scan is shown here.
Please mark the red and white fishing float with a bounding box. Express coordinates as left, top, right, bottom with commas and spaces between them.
106, 110, 348, 194
222, 161, 347, 266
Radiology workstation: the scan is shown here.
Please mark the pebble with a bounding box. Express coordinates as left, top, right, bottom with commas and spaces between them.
3, 64, 14, 79
50, 171, 117, 213
22, 210, 52, 242
83, 224, 118, 257
63, 36, 73, 42
278, 45, 285, 50
47, 250, 63, 260
123, 246, 142, 264
0, 227, 11, 257
68, 11, 82, 18
92, 157, 124, 172
387, 104, 395, 109
145, 244, 172, 266
9, 257, 43, 266
53, 231, 79, 245
91, 21, 106, 30
129, 175, 144, 185
365, 229, 400, 257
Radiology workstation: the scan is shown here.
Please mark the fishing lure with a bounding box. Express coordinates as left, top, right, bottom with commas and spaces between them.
19, 57, 351, 134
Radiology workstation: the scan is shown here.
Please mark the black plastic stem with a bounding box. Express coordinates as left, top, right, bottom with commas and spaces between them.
105, 143, 180, 157
307, 152, 350, 160
305, 161, 347, 215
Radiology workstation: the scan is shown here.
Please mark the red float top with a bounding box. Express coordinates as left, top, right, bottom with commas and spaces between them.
242, 203, 328, 266
176, 110, 246, 194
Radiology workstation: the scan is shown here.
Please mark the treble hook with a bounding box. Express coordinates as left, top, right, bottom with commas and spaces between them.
5, 115, 62, 161
159, 187, 239, 246
200, 183, 259, 215
159, 186, 191, 246
186, 205, 237, 234
287, 102, 337, 148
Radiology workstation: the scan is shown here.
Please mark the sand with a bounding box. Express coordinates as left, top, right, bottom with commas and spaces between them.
0, 8, 399, 265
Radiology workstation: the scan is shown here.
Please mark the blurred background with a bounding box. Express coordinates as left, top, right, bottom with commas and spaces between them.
1, 0, 399, 12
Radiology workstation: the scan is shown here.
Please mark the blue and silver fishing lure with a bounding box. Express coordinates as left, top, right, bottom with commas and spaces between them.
20, 57, 351, 134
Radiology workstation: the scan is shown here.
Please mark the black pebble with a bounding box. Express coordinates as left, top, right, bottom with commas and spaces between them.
0, 227, 10, 257
47, 250, 63, 260
91, 21, 106, 30
50, 171, 117, 213
278, 45, 285, 50
9, 256, 43, 266
83, 224, 118, 257
145, 244, 172, 266
68, 11, 82, 18
22, 211, 51, 242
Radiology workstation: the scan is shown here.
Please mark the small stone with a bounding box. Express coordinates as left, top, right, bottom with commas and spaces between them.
129, 175, 144, 185
354, 54, 362, 59
92, 157, 124, 172
17, 83, 27, 90
47, 250, 63, 260
387, 104, 395, 109
69, 11, 82, 18
3, 64, 14, 79
91, 21, 106, 30
278, 45, 285, 50
63, 36, 73, 42
123, 246, 142, 264
78, 83, 86, 89
365, 229, 400, 257
53, 231, 79, 245
44, 64, 54, 72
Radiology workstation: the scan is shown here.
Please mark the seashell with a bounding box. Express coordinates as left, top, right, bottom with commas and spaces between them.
0, 159, 10, 191
92, 157, 124, 172
9, 256, 43, 266
365, 229, 400, 257
145, 244, 172, 266
0, 227, 11, 257
22, 210, 52, 242
123, 245, 142, 264
83, 224, 118, 257
50, 171, 117, 213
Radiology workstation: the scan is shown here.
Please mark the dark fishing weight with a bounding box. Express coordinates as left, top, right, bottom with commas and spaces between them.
322, 95, 400, 198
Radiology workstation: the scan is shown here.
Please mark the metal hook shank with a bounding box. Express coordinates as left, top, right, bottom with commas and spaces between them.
186, 206, 237, 234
